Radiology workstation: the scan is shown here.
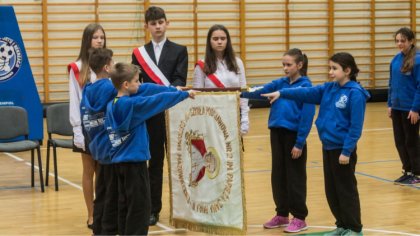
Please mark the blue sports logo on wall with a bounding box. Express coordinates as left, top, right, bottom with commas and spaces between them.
0, 37, 22, 81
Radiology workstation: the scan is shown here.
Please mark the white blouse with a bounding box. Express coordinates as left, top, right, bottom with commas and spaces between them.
192, 57, 250, 135
68, 60, 97, 150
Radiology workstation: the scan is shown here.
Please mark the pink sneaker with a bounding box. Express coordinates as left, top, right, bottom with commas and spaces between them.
284, 218, 308, 233
263, 215, 289, 229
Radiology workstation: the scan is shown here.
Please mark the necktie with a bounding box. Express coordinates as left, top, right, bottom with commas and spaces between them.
155, 44, 161, 64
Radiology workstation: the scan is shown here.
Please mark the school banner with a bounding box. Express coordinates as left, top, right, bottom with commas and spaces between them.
166, 93, 246, 235
0, 6, 43, 141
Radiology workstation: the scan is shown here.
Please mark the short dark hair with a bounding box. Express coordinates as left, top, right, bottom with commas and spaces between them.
88, 48, 113, 75
110, 62, 141, 90
329, 52, 360, 82
145, 6, 166, 23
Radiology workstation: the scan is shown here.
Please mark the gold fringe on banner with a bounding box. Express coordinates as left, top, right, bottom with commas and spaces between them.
172, 218, 246, 235
236, 92, 248, 233
165, 92, 247, 235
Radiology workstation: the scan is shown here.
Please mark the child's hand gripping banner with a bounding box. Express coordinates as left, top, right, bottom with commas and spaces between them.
166, 92, 246, 235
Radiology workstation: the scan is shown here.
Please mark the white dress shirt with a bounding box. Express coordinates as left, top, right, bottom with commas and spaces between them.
152, 38, 167, 64
192, 57, 250, 135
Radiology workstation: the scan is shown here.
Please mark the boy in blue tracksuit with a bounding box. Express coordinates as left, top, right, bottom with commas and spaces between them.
105, 62, 196, 235
242, 49, 315, 233
81, 49, 187, 235
80, 48, 116, 235
388, 27, 420, 185
262, 52, 370, 236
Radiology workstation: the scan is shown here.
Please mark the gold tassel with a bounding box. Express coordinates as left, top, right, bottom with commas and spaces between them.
171, 218, 246, 235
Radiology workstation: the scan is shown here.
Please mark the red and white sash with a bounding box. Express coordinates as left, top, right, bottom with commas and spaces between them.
195, 60, 225, 88
67, 62, 80, 82
68, 62, 85, 88
133, 46, 170, 86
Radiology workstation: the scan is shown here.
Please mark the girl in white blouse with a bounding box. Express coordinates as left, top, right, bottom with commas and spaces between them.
68, 23, 106, 229
193, 24, 249, 134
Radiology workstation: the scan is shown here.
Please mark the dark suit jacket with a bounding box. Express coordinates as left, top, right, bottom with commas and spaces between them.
131, 39, 188, 86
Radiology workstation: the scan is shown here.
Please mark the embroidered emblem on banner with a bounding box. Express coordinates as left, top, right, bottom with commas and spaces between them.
167, 93, 246, 234
175, 106, 234, 214
185, 130, 221, 187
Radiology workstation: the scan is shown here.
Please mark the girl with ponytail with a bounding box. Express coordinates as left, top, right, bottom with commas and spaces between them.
388, 27, 420, 185
260, 52, 370, 235
241, 48, 315, 233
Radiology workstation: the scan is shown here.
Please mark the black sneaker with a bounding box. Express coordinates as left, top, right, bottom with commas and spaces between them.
394, 172, 411, 185
399, 175, 415, 185
149, 213, 159, 226
400, 175, 420, 186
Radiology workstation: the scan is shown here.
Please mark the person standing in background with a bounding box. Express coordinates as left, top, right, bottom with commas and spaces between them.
193, 24, 249, 135
68, 23, 106, 230
388, 27, 420, 185
131, 6, 188, 226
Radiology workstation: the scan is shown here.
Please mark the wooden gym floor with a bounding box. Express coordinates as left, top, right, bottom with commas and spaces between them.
0, 102, 419, 235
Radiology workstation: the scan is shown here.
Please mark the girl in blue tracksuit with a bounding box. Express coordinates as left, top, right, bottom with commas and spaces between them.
388, 27, 420, 185
262, 52, 370, 235
242, 48, 315, 233
105, 62, 196, 235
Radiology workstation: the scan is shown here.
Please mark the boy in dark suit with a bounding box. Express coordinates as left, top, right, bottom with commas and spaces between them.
131, 6, 188, 226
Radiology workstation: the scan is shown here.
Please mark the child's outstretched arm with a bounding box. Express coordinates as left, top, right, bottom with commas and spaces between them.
132, 83, 178, 97
131, 90, 197, 123
241, 80, 281, 100
132, 91, 188, 123
262, 84, 325, 105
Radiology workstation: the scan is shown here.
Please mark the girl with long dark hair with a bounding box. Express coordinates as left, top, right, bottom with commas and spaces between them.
193, 24, 249, 135
388, 27, 420, 185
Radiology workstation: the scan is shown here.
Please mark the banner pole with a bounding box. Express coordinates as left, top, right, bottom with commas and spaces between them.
180, 87, 251, 92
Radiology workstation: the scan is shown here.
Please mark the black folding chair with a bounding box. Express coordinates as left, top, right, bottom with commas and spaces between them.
45, 103, 73, 191
0, 106, 44, 192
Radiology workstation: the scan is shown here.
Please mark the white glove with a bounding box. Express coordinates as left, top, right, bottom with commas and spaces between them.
73, 126, 85, 151
240, 98, 250, 135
